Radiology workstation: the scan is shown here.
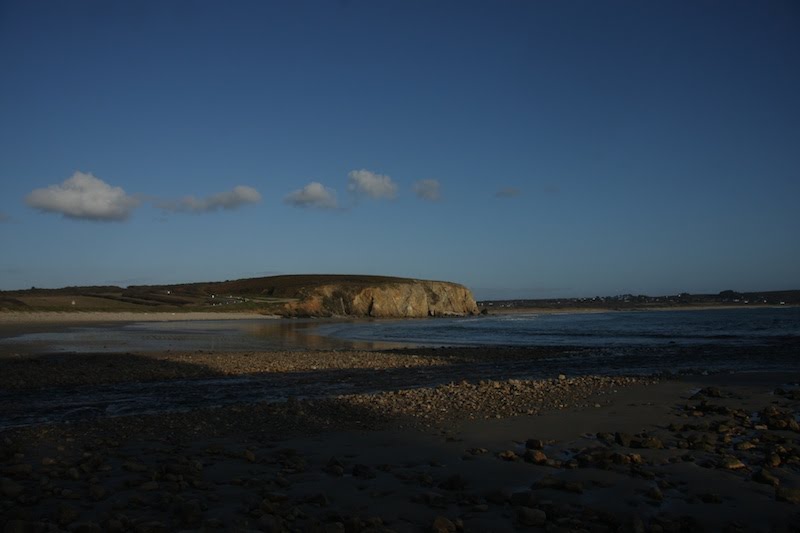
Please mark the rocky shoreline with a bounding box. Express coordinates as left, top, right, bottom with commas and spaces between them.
1, 346, 799, 532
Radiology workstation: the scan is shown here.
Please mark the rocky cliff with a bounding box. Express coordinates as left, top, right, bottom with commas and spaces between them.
278, 278, 479, 318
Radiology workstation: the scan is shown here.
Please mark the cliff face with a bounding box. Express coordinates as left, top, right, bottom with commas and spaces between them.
281, 280, 479, 318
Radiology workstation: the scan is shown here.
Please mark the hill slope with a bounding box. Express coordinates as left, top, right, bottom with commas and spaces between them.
1, 275, 479, 318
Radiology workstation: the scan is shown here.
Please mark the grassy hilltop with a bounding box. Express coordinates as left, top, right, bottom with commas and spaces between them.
0, 274, 475, 317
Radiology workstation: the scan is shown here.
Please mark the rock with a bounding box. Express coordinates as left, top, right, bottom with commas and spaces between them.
498, 450, 518, 461
776, 487, 800, 504
516, 506, 546, 526
258, 514, 282, 533
203, 518, 225, 529
615, 432, 633, 447
558, 374, 567, 381
525, 439, 545, 450
0, 476, 23, 498
2, 520, 45, 533
70, 522, 103, 533
611, 452, 631, 465
510, 490, 536, 507
416, 490, 447, 508
431, 515, 456, 533
2, 463, 33, 476
696, 386, 724, 398
134, 522, 168, 533
280, 278, 480, 318
485, 488, 512, 504
306, 492, 329, 506
122, 461, 147, 472
352, 464, 376, 479
596, 432, 615, 444
719, 456, 747, 470
635, 437, 664, 449
753, 469, 780, 487
174, 499, 203, 526
438, 474, 468, 491
88, 484, 107, 501
326, 464, 344, 477
56, 503, 79, 526
139, 480, 159, 491
533, 475, 583, 493
523, 449, 547, 464
243, 450, 256, 463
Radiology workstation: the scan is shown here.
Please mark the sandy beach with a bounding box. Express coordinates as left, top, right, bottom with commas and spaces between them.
1, 313, 799, 531
0, 312, 276, 325
2, 337, 800, 532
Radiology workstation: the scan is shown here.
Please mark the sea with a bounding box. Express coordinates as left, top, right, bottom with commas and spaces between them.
1, 307, 798, 428
314, 307, 800, 348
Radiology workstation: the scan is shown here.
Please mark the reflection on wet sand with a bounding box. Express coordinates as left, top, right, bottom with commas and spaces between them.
0, 318, 409, 354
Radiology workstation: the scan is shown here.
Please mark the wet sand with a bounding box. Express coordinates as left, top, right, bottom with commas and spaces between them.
2, 355, 800, 531
1, 316, 799, 531
0, 312, 276, 324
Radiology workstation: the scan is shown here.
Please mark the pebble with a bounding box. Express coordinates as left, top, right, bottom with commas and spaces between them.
523, 449, 548, 464
0, 476, 23, 498
753, 469, 780, 487
497, 450, 518, 461
352, 464, 376, 479
139, 480, 159, 491
525, 439, 545, 450
776, 487, 800, 504
516, 506, 547, 526
431, 515, 456, 533
56, 503, 79, 526
718, 455, 747, 470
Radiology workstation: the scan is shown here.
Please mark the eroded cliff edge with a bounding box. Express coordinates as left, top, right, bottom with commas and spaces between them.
277, 278, 479, 318
0, 275, 479, 318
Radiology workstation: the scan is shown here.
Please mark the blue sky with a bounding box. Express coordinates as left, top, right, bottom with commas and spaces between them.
1, 0, 798, 299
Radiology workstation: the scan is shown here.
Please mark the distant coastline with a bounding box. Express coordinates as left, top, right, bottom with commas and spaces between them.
484, 303, 798, 315
478, 289, 800, 315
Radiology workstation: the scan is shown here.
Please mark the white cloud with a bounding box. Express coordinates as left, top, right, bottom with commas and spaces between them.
413, 179, 441, 201
284, 182, 338, 209
347, 169, 397, 199
25, 171, 140, 221
495, 187, 521, 198
160, 185, 262, 213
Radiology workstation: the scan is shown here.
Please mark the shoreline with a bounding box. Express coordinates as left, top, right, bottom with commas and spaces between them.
2, 366, 799, 531
1, 303, 796, 324
0, 311, 278, 325
484, 303, 797, 315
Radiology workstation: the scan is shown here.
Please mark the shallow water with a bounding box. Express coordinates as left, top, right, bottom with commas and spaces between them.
0, 318, 404, 354
315, 307, 800, 348
1, 308, 798, 428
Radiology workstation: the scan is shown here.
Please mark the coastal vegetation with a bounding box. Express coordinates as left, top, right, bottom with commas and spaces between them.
0, 275, 479, 318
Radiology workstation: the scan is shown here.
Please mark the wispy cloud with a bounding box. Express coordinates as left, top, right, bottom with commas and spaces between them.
347, 169, 397, 199
284, 182, 338, 209
413, 179, 441, 201
25, 171, 140, 221
0, 213, 10, 223
495, 187, 521, 198
158, 185, 261, 213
